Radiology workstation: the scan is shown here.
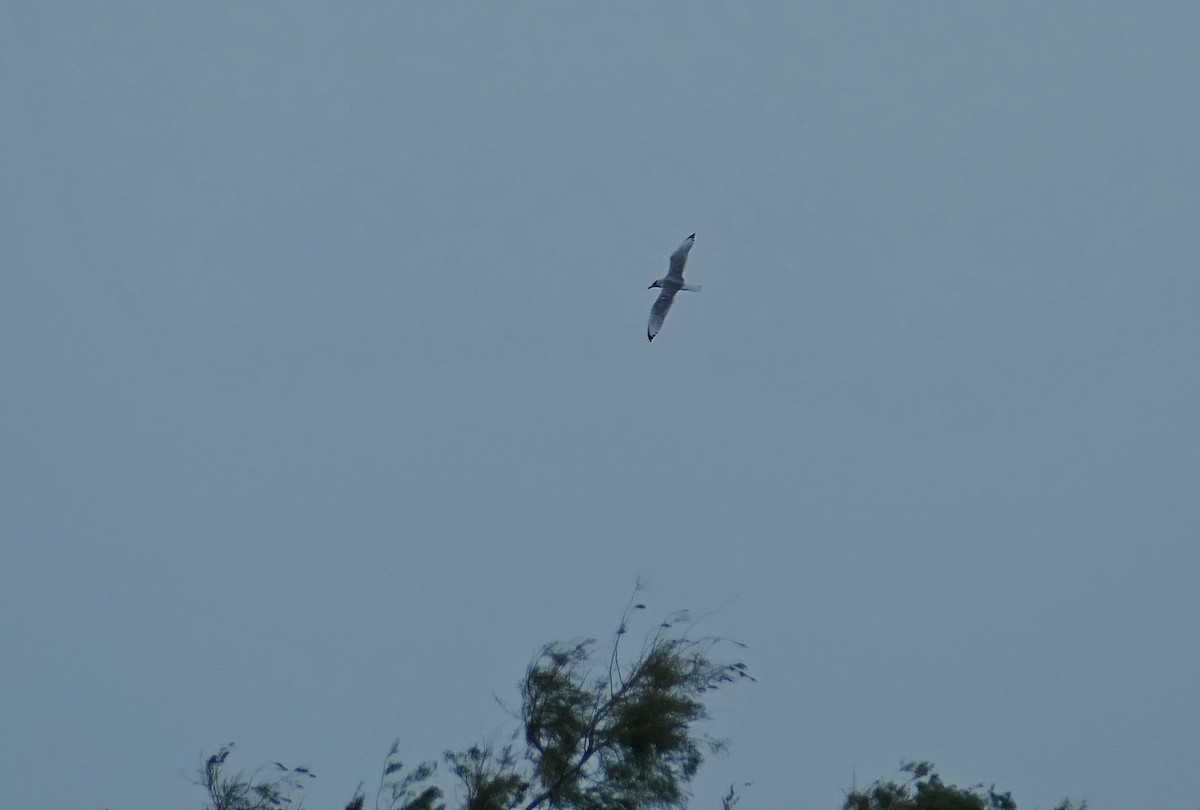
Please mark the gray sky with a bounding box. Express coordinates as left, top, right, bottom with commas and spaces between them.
2, 4, 1198, 809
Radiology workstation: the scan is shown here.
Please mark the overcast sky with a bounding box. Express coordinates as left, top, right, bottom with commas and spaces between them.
2, 4, 1198, 809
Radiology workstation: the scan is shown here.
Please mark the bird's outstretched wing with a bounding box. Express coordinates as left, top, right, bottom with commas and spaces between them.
667, 233, 696, 280
647, 288, 678, 342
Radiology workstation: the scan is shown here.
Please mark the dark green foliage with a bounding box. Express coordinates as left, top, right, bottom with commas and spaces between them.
375, 738, 444, 810
196, 743, 312, 810
192, 615, 1094, 810
196, 597, 751, 810
445, 745, 527, 810
843, 762, 1085, 810
521, 640, 597, 799
517, 606, 750, 810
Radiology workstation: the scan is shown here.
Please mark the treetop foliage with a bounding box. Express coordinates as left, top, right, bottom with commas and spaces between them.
843, 761, 1086, 810
198, 594, 753, 810
194, 601, 1087, 810
196, 742, 317, 810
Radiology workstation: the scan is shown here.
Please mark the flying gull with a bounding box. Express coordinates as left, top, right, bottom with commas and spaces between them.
647, 233, 701, 342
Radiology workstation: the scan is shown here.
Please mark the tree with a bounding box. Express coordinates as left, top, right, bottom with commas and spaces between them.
195, 743, 317, 810
843, 761, 1086, 810
511, 602, 752, 810
198, 594, 753, 810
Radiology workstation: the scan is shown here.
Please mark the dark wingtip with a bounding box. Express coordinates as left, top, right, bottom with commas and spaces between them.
689, 233, 696, 239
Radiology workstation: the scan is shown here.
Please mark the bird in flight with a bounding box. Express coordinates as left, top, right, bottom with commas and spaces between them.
647, 233, 702, 342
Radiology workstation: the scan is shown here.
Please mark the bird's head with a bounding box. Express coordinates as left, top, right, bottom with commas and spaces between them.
648, 280, 662, 289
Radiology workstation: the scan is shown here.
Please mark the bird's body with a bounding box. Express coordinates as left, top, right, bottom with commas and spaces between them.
647, 233, 701, 341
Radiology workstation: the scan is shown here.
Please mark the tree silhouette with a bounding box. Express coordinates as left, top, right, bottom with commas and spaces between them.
199, 593, 752, 810
196, 743, 314, 810
843, 761, 1086, 810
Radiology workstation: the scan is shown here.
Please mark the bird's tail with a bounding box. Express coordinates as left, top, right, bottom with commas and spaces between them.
681, 284, 702, 292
